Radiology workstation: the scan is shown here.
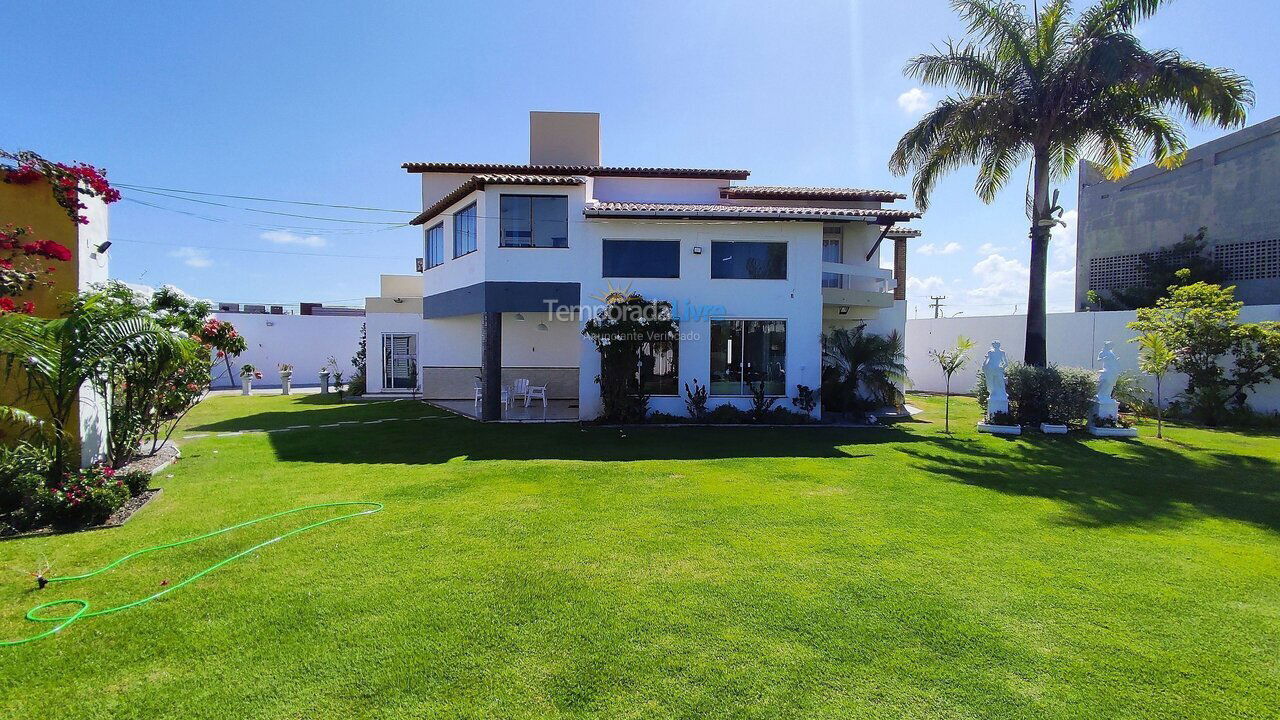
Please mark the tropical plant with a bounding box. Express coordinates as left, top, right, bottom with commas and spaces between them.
582, 294, 679, 423
683, 380, 709, 421
1111, 369, 1150, 415
890, 0, 1252, 366
821, 326, 906, 414
1129, 281, 1280, 424
748, 381, 779, 423
791, 384, 817, 414
928, 335, 975, 432
1105, 230, 1227, 310
0, 294, 185, 475
1136, 331, 1176, 437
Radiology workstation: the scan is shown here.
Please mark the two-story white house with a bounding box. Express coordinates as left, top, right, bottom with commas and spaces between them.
365, 112, 920, 421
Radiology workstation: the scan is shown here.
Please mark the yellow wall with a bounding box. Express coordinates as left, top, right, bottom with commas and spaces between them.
0, 173, 91, 446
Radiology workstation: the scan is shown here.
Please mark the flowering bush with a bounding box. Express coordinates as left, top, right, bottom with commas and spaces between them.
1, 149, 121, 224
34, 465, 129, 529
0, 224, 72, 314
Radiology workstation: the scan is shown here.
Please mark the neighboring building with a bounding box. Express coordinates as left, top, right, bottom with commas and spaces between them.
0, 173, 111, 465
1076, 115, 1280, 308
367, 112, 920, 421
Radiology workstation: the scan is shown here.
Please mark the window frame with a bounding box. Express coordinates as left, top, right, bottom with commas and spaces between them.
424, 223, 445, 269
381, 332, 419, 391
602, 239, 681, 279
499, 194, 570, 249
708, 318, 787, 397
637, 335, 680, 397
709, 241, 788, 280
453, 202, 477, 258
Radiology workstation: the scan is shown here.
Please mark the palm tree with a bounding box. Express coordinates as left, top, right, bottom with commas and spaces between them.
0, 295, 185, 474
821, 326, 907, 413
890, 0, 1252, 366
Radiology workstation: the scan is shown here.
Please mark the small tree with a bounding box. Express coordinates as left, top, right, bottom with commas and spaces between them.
928, 336, 975, 433
582, 294, 678, 423
1135, 332, 1175, 438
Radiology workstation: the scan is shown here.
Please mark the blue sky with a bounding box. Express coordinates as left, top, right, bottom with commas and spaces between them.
5, 1, 1277, 317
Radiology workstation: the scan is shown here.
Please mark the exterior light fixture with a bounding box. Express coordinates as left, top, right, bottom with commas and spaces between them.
692, 246, 703, 255
515, 313, 526, 321
838, 306, 850, 315
393, 297, 404, 304
95, 241, 112, 253
536, 322, 549, 331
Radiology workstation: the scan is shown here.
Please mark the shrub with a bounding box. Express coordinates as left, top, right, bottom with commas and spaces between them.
0, 442, 52, 514
748, 381, 778, 423
646, 411, 688, 424
762, 406, 813, 425
792, 385, 817, 414
707, 404, 748, 424
683, 380, 708, 421
120, 469, 151, 497
977, 363, 1096, 425
34, 465, 129, 529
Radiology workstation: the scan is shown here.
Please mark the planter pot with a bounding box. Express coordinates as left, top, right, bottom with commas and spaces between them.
1087, 425, 1138, 438
1039, 423, 1069, 434
280, 372, 292, 395
977, 423, 1021, 436
240, 377, 252, 395
318, 371, 330, 394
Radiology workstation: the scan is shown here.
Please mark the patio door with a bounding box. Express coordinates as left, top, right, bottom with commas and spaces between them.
382, 333, 418, 390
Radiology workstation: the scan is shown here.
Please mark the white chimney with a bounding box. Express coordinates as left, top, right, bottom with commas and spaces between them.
529, 111, 600, 166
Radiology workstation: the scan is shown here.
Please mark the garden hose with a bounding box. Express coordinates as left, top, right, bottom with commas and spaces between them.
0, 501, 383, 647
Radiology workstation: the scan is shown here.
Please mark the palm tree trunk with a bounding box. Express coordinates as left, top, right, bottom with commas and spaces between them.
1025, 149, 1052, 367
1156, 376, 1163, 438
944, 377, 951, 433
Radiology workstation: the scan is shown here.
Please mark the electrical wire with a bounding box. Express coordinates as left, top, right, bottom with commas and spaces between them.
113, 182, 416, 214
0, 502, 383, 647
120, 197, 413, 235
110, 237, 410, 261
121, 186, 407, 225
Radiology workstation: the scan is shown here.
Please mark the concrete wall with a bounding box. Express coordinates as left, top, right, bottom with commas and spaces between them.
213, 312, 364, 389
905, 306, 1280, 413
1077, 115, 1280, 307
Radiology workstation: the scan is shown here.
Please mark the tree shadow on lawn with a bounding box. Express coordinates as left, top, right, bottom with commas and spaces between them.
187, 398, 435, 432
899, 435, 1280, 532
249, 414, 927, 463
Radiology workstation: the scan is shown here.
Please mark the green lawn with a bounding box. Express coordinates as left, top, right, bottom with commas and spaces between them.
1, 393, 1277, 719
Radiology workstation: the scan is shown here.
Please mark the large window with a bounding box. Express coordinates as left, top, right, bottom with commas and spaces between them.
639, 338, 679, 396
710, 241, 787, 279
821, 227, 844, 288
453, 203, 477, 257
603, 239, 680, 278
709, 319, 786, 396
382, 333, 418, 390
500, 195, 568, 248
425, 223, 445, 269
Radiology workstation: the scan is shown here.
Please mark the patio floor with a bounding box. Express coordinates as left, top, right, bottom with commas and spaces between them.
432, 399, 580, 422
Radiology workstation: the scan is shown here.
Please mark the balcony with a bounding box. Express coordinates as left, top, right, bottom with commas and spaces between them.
821, 263, 896, 308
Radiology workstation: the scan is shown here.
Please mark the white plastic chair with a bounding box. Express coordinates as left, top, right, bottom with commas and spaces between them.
473, 379, 510, 411
512, 378, 530, 404
526, 384, 547, 408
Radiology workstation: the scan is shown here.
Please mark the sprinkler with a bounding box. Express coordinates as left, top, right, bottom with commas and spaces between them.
2, 501, 382, 647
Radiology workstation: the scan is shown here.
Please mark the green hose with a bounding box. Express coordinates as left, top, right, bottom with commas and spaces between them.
1, 501, 382, 647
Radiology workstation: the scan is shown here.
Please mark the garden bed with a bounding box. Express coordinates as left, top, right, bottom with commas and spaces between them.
0, 488, 161, 540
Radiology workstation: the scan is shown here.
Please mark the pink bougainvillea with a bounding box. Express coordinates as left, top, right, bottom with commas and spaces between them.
1, 150, 120, 224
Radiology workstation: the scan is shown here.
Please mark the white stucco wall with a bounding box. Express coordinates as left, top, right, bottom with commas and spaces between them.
904, 305, 1280, 413
212, 313, 364, 388
78, 196, 110, 466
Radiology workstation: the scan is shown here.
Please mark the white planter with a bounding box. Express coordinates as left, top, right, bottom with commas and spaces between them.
280, 373, 292, 395
1040, 423, 1069, 434
977, 423, 1021, 436
318, 372, 330, 394
1088, 425, 1138, 438
240, 377, 252, 395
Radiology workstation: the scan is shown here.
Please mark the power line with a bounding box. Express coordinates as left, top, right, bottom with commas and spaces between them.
120, 197, 413, 235
114, 182, 417, 214
120, 186, 406, 225
110, 237, 410, 261
929, 295, 947, 319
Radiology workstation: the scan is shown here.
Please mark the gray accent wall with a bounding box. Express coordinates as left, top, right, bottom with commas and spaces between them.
421, 367, 580, 401
423, 281, 581, 319
1076, 115, 1280, 308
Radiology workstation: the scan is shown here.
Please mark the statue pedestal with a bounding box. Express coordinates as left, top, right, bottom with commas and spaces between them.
1090, 399, 1119, 422
977, 422, 1021, 436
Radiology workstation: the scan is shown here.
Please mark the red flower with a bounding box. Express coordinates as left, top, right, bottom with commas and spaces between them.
20, 301, 35, 314
0, 298, 15, 313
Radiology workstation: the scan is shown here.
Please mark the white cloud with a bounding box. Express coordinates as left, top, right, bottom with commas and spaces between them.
1050, 208, 1077, 266
966, 253, 1028, 308
170, 247, 212, 269
917, 241, 962, 256
907, 275, 947, 295
897, 87, 932, 115
978, 242, 1009, 254
260, 230, 326, 248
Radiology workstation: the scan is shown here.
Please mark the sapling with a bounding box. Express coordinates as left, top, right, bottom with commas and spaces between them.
928, 336, 975, 433
1136, 332, 1175, 438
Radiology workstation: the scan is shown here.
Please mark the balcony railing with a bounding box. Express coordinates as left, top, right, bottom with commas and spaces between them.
820, 263, 896, 293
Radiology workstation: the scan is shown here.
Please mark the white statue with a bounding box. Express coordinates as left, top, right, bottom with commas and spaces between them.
1094, 341, 1120, 420
982, 340, 1010, 418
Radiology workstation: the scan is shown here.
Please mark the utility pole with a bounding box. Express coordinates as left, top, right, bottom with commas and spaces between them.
929, 295, 947, 319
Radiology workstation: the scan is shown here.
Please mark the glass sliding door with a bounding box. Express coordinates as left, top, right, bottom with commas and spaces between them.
709, 319, 786, 396
821, 226, 844, 288
382, 333, 418, 390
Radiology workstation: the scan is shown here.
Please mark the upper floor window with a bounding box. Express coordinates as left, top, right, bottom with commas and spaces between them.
710, 241, 787, 279
454, 203, 477, 257
500, 195, 568, 248
425, 223, 445, 269
603, 239, 680, 278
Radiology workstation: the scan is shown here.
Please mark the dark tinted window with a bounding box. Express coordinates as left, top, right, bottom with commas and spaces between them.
453, 203, 477, 257
602, 239, 680, 278
500, 195, 568, 247
425, 224, 445, 268
710, 241, 787, 279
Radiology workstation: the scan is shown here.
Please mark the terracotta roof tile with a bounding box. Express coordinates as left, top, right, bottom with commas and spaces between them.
584, 202, 921, 223
721, 185, 908, 202
403, 162, 750, 180
409, 175, 585, 226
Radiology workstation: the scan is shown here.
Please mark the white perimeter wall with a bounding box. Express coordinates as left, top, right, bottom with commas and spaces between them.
212, 313, 365, 388
905, 305, 1280, 413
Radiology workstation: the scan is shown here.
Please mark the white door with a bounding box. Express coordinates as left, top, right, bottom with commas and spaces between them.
382, 334, 418, 390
